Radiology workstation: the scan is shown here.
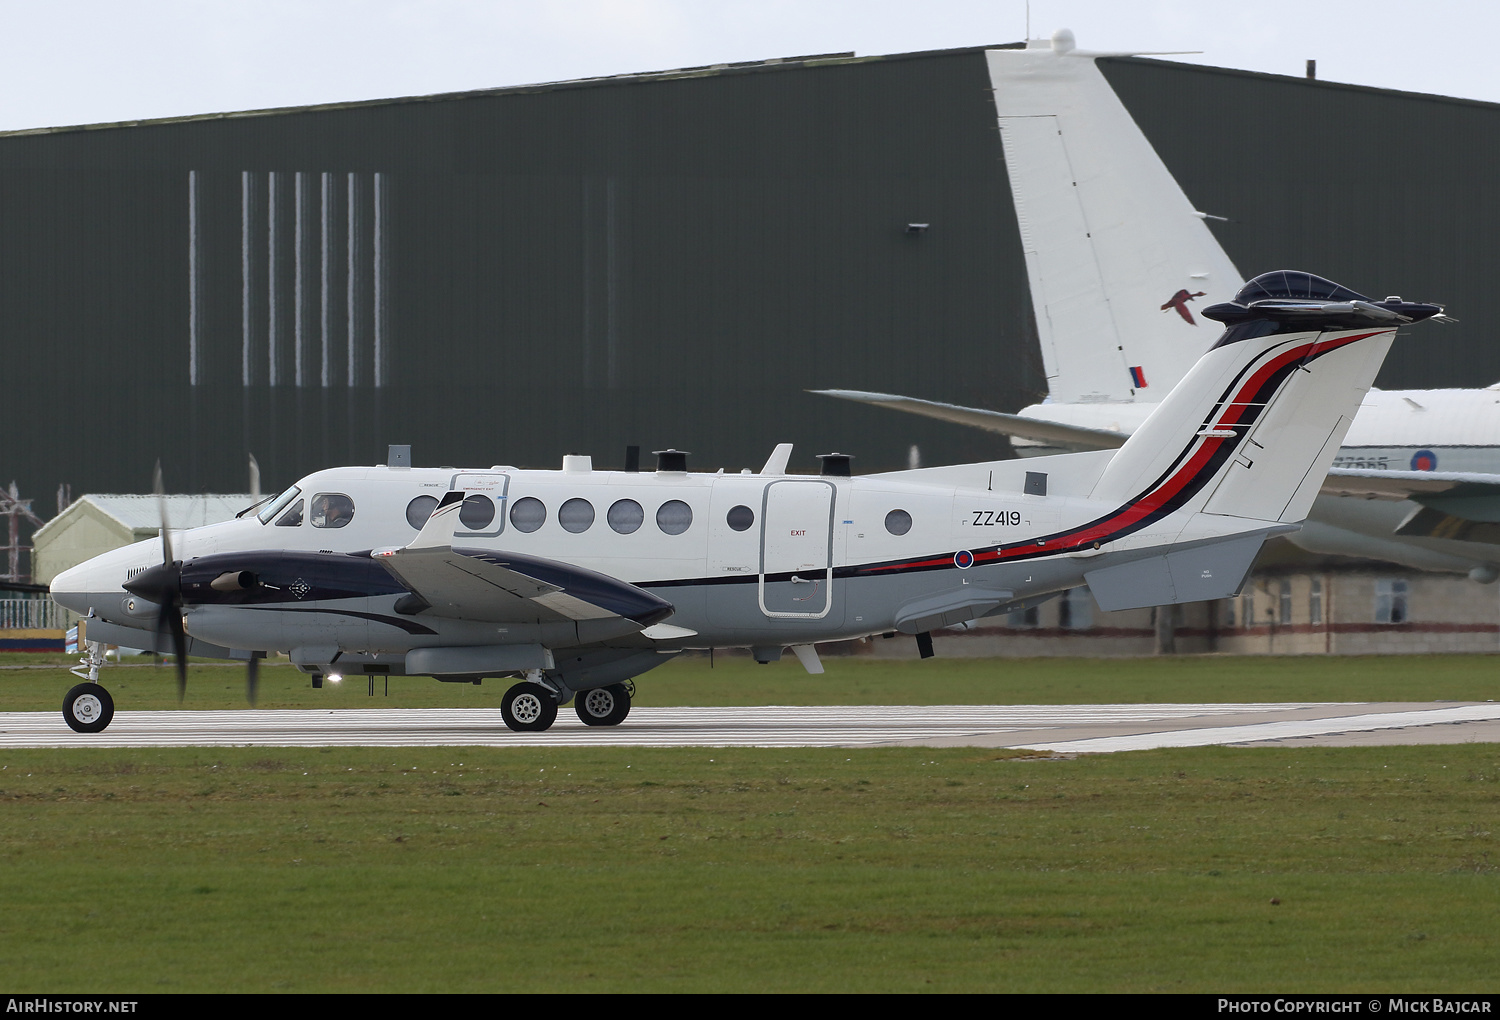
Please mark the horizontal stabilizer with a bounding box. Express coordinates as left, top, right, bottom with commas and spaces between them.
811, 389, 1126, 450
1084, 534, 1265, 612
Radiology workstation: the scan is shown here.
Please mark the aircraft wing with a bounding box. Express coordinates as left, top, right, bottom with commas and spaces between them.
372, 493, 674, 626
1320, 468, 1500, 502
810, 389, 1127, 450
1322, 468, 1500, 543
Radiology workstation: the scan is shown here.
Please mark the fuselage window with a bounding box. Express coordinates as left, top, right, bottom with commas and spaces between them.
559, 498, 595, 534
275, 499, 305, 527
256, 484, 301, 525
657, 500, 693, 536
607, 499, 644, 534
726, 505, 755, 532
405, 495, 439, 530
460, 493, 495, 530
510, 497, 546, 534
885, 509, 913, 536
311, 493, 356, 529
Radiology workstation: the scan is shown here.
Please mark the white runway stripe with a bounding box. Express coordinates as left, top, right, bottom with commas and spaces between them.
1, 702, 1495, 750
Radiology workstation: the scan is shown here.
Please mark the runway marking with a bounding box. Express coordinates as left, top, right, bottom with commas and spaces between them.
1, 702, 1495, 750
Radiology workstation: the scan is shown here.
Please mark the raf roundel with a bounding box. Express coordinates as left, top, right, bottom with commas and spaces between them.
953, 549, 975, 570
1410, 449, 1438, 471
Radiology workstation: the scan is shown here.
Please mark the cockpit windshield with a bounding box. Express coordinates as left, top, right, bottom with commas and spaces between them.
257, 484, 303, 525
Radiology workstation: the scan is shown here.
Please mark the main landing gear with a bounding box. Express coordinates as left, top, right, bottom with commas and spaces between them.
500, 681, 559, 732
499, 676, 635, 733
575, 683, 632, 727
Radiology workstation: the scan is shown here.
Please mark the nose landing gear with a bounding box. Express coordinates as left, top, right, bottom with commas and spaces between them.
63, 682, 115, 734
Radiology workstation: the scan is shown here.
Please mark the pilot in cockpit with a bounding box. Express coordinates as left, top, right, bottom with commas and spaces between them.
311, 493, 354, 529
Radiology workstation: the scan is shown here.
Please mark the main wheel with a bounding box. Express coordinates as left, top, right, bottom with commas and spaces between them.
574, 683, 632, 727
501, 682, 558, 732
63, 683, 115, 734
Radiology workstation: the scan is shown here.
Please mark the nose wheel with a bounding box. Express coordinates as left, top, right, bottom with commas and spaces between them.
63, 683, 115, 734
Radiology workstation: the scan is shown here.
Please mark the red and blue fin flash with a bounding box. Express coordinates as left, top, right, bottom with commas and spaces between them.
1129, 366, 1148, 388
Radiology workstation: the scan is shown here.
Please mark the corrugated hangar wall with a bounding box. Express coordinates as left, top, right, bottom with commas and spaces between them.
1, 47, 1497, 508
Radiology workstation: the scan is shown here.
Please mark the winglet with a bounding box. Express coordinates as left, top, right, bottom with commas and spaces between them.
760, 443, 793, 475
408, 491, 465, 550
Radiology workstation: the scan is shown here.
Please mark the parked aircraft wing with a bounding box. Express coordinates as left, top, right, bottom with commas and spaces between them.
1322, 468, 1500, 543
1320, 467, 1500, 501
810, 389, 1127, 450
373, 492, 674, 626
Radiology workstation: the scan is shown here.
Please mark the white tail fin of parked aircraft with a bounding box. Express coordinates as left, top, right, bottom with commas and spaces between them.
992, 32, 1243, 404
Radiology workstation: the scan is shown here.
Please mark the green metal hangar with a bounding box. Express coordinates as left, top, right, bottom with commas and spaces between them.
1, 45, 1496, 503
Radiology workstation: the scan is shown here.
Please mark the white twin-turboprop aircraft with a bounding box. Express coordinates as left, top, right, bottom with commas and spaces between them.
50, 278, 1441, 734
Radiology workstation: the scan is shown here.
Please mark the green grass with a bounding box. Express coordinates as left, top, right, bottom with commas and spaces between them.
4, 650, 1500, 712
0, 743, 1495, 992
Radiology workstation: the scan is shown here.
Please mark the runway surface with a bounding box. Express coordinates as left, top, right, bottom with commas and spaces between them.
2, 701, 1498, 751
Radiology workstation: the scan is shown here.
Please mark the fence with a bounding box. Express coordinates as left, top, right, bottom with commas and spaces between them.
0, 598, 66, 630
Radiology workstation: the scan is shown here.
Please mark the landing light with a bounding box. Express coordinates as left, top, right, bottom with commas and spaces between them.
327, 673, 343, 683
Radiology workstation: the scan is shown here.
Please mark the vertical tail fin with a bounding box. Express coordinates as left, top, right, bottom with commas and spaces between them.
988, 43, 1243, 403
1089, 273, 1444, 528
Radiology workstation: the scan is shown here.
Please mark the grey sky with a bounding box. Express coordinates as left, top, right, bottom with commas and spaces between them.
0, 1, 1491, 132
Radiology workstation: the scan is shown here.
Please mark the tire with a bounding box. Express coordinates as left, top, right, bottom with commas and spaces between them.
63, 683, 115, 734
501, 682, 558, 732
574, 683, 632, 727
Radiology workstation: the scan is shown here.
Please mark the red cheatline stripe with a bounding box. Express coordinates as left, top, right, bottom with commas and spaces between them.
859, 330, 1384, 575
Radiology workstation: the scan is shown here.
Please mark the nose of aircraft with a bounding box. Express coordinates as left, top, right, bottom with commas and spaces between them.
48, 560, 97, 615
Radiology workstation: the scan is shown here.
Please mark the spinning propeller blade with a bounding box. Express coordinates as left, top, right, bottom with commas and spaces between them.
152, 461, 187, 700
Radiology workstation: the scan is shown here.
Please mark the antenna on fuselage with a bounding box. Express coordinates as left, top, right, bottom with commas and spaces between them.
759, 443, 793, 475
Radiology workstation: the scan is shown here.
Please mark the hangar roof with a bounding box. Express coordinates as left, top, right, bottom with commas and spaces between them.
32, 495, 257, 543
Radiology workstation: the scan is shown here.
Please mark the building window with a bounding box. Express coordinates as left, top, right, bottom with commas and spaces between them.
1059, 588, 1093, 630
1242, 588, 1256, 629
1007, 604, 1039, 628
1375, 579, 1409, 624
1309, 578, 1323, 625
1223, 598, 1236, 628
1278, 580, 1292, 625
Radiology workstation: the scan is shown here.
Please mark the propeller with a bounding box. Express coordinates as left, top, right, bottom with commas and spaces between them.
124, 462, 267, 707
135, 462, 189, 698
